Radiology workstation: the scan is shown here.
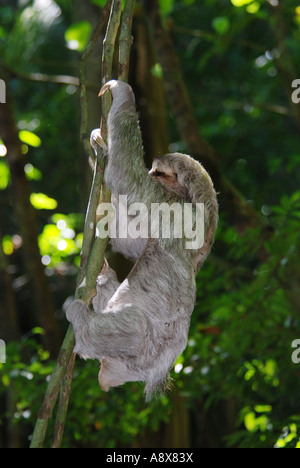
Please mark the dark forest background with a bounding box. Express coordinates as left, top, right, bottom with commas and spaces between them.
1, 0, 300, 448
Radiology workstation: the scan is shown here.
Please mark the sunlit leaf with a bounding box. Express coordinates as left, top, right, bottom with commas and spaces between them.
0, 161, 10, 190
244, 411, 256, 431
30, 193, 58, 210
32, 327, 45, 335
65, 21, 92, 51
254, 405, 272, 413
2, 374, 10, 387
231, 0, 253, 6
247, 2, 260, 13
24, 163, 42, 181
19, 130, 41, 147
275, 428, 298, 448
244, 411, 269, 432
2, 236, 13, 255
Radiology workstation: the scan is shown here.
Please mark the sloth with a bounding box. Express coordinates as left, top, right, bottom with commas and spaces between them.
66, 80, 218, 399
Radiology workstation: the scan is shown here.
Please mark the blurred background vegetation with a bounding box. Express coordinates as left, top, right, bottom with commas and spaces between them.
0, 0, 300, 448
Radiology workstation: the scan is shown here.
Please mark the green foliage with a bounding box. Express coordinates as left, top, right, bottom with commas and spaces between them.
64, 21, 93, 52
30, 193, 58, 210
0, 338, 174, 448
24, 164, 43, 181
19, 130, 42, 148
212, 16, 231, 35
38, 213, 83, 267
0, 337, 53, 435
159, 0, 175, 16
90, 0, 109, 6
179, 190, 300, 447
0, 161, 10, 190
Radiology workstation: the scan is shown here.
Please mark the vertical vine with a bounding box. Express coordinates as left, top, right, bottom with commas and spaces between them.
30, 0, 136, 448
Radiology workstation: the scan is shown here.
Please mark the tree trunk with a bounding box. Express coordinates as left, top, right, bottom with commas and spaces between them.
0, 94, 61, 356
0, 233, 20, 342
132, 11, 169, 165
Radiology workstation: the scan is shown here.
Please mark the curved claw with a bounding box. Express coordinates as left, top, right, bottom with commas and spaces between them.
98, 80, 136, 108
90, 128, 108, 153
98, 80, 118, 98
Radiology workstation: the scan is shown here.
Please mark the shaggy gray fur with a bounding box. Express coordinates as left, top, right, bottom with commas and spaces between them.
66, 80, 218, 399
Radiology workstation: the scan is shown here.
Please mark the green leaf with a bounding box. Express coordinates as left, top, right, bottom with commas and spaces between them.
65, 21, 92, 52
246, 2, 260, 14
0, 26, 7, 39
19, 130, 42, 147
24, 163, 42, 181
0, 161, 10, 190
2, 374, 10, 387
90, 0, 108, 5
245, 412, 269, 432
212, 16, 230, 35
181, 0, 196, 5
31, 327, 45, 335
159, 0, 174, 16
231, 0, 253, 6
151, 63, 163, 79
2, 236, 13, 255
30, 193, 58, 210
254, 405, 272, 413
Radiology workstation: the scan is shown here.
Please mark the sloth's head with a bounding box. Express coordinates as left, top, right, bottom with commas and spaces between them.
149, 152, 217, 210
149, 152, 218, 270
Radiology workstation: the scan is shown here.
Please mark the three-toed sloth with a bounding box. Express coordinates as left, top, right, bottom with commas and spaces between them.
66, 80, 218, 399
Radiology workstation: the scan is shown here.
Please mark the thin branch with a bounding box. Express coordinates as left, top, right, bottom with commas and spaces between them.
50, 353, 76, 448
172, 25, 266, 53
29, 326, 75, 448
77, 0, 113, 289
118, 0, 136, 81
79, 0, 113, 163
0, 63, 79, 85
102, 0, 123, 84
0, 63, 99, 92
29, 1, 115, 448
30, 0, 136, 449
100, 0, 123, 135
